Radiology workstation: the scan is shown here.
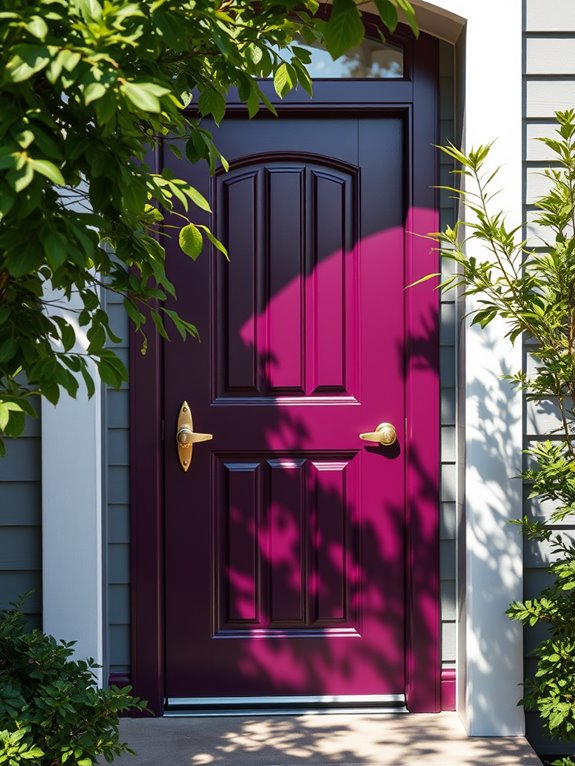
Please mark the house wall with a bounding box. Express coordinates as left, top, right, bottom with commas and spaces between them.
523, 0, 575, 755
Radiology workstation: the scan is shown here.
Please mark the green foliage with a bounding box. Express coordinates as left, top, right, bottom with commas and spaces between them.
0, 0, 416, 453
0, 602, 146, 765
435, 109, 575, 761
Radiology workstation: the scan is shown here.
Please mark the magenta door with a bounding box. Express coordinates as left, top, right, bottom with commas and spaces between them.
163, 114, 408, 701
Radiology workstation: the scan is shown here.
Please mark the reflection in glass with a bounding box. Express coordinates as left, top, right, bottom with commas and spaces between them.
292, 38, 403, 79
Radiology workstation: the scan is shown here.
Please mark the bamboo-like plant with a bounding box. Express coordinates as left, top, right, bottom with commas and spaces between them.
434, 110, 575, 765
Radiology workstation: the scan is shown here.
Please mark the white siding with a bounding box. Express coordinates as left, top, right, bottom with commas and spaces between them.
526, 81, 575, 118
526, 38, 575, 74
526, 0, 575, 31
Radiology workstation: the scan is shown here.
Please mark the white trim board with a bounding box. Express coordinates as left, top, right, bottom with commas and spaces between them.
411, 0, 524, 736
40, 0, 524, 733
41, 289, 104, 685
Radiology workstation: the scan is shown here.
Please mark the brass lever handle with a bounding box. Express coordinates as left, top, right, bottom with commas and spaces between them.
359, 422, 397, 446
177, 401, 213, 471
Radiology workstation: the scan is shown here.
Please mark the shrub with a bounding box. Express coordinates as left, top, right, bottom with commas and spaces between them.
0, 603, 146, 765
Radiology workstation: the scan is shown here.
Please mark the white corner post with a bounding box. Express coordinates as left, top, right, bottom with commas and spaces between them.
459, 0, 524, 736
42, 289, 104, 684
411, 0, 524, 736
413, 0, 524, 736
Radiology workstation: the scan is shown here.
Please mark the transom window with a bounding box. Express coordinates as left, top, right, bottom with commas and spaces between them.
294, 37, 404, 79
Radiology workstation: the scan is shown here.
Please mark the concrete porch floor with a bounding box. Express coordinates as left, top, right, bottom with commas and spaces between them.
112, 713, 543, 765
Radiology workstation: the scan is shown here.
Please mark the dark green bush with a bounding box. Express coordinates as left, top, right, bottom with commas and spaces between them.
0, 603, 146, 765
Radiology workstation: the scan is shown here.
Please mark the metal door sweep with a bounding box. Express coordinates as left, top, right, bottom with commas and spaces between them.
165, 694, 407, 717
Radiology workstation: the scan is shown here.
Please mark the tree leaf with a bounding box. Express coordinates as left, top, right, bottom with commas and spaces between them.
7, 245, 43, 277
5, 44, 51, 82
394, 0, 418, 36
273, 62, 295, 98
6, 161, 34, 193
291, 58, 313, 97
246, 43, 263, 66
373, 0, 398, 33
84, 81, 107, 105
121, 81, 161, 113
29, 159, 65, 185
59, 49, 82, 72
80, 365, 96, 398
0, 401, 23, 432
198, 87, 226, 124
179, 223, 203, 260
22, 747, 45, 759
43, 230, 68, 270
197, 224, 228, 258
0, 338, 19, 364
15, 130, 35, 149
73, 0, 103, 21
247, 85, 260, 118
184, 185, 211, 213
59, 322, 76, 352
0, 152, 20, 171
25, 16, 49, 41
324, 0, 364, 59
150, 309, 169, 340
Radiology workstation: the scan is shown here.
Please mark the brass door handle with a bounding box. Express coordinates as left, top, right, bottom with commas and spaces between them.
177, 401, 213, 471
359, 422, 397, 446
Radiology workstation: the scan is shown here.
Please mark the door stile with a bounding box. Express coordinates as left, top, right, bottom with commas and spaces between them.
128, 141, 166, 715
404, 32, 440, 712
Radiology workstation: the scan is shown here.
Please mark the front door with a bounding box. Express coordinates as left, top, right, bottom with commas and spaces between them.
130, 27, 440, 714
164, 115, 406, 702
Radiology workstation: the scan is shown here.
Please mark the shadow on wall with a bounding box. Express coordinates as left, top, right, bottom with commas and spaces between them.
461, 328, 524, 734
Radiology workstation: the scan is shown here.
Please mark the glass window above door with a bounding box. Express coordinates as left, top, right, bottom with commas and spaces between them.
293, 38, 404, 79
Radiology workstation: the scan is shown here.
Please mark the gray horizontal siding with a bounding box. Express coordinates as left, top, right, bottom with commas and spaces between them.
439, 39, 457, 672
523, 0, 575, 753
105, 289, 131, 677
0, 401, 42, 630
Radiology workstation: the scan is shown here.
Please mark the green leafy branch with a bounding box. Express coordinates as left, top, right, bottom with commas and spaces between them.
0, 0, 416, 452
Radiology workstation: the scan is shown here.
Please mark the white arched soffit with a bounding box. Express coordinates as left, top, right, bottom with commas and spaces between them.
41, 0, 523, 736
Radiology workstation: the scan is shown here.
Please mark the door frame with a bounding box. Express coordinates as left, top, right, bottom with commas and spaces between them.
129, 26, 440, 715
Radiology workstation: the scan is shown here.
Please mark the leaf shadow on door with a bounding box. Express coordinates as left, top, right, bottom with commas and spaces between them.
164, 229, 439, 703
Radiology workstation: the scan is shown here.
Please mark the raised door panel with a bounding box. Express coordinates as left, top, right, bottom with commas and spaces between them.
214, 160, 358, 401
214, 455, 359, 636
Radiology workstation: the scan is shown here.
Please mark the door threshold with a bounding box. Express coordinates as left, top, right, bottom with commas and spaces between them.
164, 694, 408, 717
